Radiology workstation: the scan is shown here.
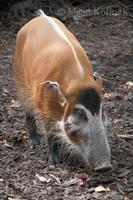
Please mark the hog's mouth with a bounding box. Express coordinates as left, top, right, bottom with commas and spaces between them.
64, 122, 79, 136
64, 122, 87, 143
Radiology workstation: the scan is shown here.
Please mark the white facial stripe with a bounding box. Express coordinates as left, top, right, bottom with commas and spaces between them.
74, 103, 103, 120
39, 10, 84, 75
74, 104, 87, 110
99, 103, 103, 119
74, 104, 94, 119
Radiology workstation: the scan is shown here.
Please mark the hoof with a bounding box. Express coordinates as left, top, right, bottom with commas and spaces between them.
29, 136, 40, 149
46, 153, 60, 165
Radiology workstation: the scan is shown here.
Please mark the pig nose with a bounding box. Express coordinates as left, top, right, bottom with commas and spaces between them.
94, 161, 112, 172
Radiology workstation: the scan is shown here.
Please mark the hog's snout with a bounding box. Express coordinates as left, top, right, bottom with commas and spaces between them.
94, 161, 112, 172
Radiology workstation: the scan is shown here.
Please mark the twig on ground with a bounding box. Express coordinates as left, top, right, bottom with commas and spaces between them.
118, 135, 133, 139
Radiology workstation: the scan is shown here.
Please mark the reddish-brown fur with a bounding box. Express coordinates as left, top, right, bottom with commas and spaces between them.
13, 15, 103, 122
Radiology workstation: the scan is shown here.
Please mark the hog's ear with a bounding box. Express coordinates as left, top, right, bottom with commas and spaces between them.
40, 80, 67, 107
94, 72, 105, 94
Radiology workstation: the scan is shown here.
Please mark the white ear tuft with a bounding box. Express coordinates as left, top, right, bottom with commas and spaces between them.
94, 72, 102, 81
41, 80, 66, 107
41, 80, 59, 91
94, 72, 105, 94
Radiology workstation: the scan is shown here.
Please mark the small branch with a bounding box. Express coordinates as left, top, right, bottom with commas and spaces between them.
118, 135, 133, 139
103, 78, 112, 83
49, 174, 61, 184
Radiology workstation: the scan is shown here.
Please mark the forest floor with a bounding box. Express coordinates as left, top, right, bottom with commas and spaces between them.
0, 2, 133, 200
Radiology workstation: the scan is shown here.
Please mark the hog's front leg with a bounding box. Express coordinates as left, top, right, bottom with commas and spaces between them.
44, 118, 63, 164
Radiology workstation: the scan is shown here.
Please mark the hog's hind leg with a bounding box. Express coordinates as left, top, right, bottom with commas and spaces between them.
26, 112, 41, 148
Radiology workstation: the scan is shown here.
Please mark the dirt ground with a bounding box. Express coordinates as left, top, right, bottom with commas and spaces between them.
0, 1, 133, 200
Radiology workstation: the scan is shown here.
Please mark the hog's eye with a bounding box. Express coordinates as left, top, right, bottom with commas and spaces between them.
73, 108, 88, 121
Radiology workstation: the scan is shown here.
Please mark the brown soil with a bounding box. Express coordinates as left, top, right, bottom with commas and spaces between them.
0, 2, 133, 200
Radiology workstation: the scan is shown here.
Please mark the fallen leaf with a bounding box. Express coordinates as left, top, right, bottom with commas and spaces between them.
10, 99, 21, 108
8, 198, 21, 200
104, 92, 114, 99
36, 173, 51, 183
4, 140, 13, 149
95, 185, 110, 193
106, 187, 110, 192
49, 174, 61, 184
95, 185, 106, 192
3, 88, 9, 94
63, 178, 79, 186
125, 81, 133, 87
33, 180, 37, 185
124, 197, 130, 200
0, 140, 5, 144
88, 187, 95, 193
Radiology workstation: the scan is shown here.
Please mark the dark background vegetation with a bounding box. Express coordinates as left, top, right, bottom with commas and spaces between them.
0, 0, 133, 10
